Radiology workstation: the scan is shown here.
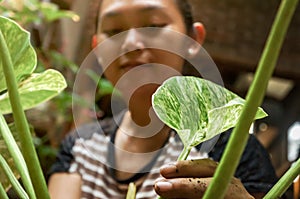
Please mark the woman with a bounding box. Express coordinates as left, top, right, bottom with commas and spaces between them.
48, 0, 277, 198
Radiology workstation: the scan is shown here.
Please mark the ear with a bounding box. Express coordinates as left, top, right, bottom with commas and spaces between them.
187, 22, 206, 58
92, 34, 98, 49
193, 22, 206, 45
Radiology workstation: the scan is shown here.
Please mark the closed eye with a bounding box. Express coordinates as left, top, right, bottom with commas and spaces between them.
103, 29, 124, 37
147, 23, 167, 28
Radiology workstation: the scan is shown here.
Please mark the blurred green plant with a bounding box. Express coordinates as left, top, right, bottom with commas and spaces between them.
0, 0, 81, 149
0, 0, 78, 122
0, 15, 66, 198
153, 0, 299, 199
202, 0, 298, 198
0, 0, 79, 26
0, 0, 115, 197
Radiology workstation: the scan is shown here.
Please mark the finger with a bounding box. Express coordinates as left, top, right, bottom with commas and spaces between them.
160, 158, 217, 178
154, 177, 211, 199
154, 177, 254, 199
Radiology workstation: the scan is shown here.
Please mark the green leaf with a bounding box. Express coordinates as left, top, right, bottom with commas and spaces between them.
0, 123, 21, 192
86, 70, 115, 98
0, 1, 79, 25
0, 16, 36, 93
39, 2, 79, 22
0, 155, 29, 199
0, 69, 67, 114
0, 141, 19, 192
0, 118, 36, 196
152, 76, 267, 148
0, 182, 9, 199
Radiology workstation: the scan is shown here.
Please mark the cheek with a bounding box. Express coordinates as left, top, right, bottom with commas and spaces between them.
103, 64, 119, 86
94, 35, 123, 71
153, 50, 184, 72
144, 28, 188, 67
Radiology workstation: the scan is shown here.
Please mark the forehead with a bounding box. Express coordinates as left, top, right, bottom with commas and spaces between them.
100, 0, 180, 18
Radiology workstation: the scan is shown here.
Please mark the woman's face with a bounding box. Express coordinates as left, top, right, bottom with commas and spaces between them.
98, 0, 186, 79
95, 0, 192, 104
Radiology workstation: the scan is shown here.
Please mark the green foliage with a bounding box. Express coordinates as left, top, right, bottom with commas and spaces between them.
0, 16, 36, 93
0, 123, 20, 192
202, 0, 299, 198
0, 182, 9, 199
0, 0, 79, 25
0, 155, 29, 199
0, 0, 79, 125
0, 121, 34, 193
264, 158, 300, 199
0, 15, 66, 198
0, 69, 67, 114
152, 76, 267, 149
86, 70, 116, 99
0, 16, 67, 114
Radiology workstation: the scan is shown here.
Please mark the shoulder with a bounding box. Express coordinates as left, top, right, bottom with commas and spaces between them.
208, 130, 277, 194
208, 130, 272, 165
47, 113, 124, 178
65, 111, 124, 142
75, 115, 120, 138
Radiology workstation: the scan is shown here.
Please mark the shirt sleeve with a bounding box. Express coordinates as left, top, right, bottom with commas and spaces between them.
46, 132, 77, 180
46, 116, 120, 180
208, 131, 278, 194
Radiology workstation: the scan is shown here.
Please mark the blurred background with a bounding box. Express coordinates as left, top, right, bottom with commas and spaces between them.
0, 0, 299, 198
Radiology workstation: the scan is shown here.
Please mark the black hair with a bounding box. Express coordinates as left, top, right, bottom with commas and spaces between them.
95, 0, 194, 34
174, 0, 194, 33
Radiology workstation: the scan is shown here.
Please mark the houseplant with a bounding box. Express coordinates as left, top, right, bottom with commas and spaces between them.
0, 15, 66, 199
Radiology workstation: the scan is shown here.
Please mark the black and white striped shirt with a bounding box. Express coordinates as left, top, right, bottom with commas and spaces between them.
49, 113, 277, 199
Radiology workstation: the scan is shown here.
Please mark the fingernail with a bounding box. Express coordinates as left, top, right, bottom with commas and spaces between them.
156, 181, 172, 191
160, 164, 178, 174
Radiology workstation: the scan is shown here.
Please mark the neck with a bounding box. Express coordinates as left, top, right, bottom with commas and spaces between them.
126, 83, 159, 126
115, 111, 170, 153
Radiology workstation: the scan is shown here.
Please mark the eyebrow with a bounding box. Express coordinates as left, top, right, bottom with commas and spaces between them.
102, 4, 165, 18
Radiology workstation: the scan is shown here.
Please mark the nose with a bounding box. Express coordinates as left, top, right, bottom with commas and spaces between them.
121, 28, 145, 53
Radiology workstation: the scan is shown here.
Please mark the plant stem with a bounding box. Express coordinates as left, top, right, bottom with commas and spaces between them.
0, 155, 29, 199
203, 0, 299, 198
177, 146, 192, 161
0, 182, 9, 199
0, 30, 50, 198
0, 114, 36, 199
264, 158, 300, 199
126, 182, 136, 199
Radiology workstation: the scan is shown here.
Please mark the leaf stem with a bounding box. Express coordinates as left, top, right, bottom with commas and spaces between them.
0, 182, 9, 199
0, 155, 29, 199
264, 158, 300, 199
203, 0, 299, 198
177, 146, 192, 161
0, 114, 36, 199
0, 29, 50, 198
126, 182, 136, 199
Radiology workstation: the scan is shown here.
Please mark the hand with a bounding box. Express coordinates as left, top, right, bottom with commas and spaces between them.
154, 159, 254, 199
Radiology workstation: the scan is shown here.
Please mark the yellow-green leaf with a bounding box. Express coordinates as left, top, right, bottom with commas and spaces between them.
0, 16, 36, 93
126, 182, 136, 199
0, 69, 67, 114
152, 76, 267, 148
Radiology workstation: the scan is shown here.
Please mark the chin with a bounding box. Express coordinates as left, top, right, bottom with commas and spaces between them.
135, 84, 159, 96
128, 84, 159, 105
